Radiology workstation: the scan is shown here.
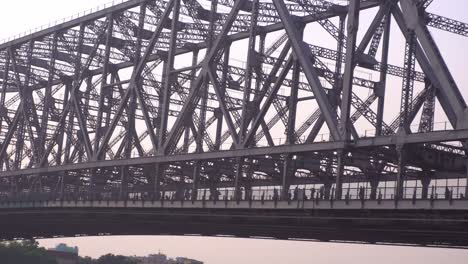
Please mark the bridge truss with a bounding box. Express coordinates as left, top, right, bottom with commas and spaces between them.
0, 0, 467, 203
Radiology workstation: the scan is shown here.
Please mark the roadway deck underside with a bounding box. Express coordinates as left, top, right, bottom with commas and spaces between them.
1, 201, 468, 248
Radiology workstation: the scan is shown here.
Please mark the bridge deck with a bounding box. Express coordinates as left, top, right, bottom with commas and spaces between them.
1, 199, 468, 248
1, 199, 468, 211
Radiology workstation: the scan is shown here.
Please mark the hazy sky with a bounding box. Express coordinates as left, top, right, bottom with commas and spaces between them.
1, 0, 468, 263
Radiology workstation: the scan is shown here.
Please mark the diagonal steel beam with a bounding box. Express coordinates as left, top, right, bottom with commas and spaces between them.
394, 3, 467, 129
273, 0, 340, 141
95, 0, 176, 159
9, 46, 42, 165
0, 103, 23, 164
39, 21, 108, 165
207, 66, 239, 145
243, 56, 294, 148
356, 1, 392, 55
163, 0, 246, 154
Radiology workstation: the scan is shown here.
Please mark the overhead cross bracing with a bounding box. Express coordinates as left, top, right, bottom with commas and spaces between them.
0, 0, 467, 204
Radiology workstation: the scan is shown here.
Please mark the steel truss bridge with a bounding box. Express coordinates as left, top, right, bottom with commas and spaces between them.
1, 0, 468, 247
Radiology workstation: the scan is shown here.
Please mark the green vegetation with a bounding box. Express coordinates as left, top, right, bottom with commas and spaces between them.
0, 240, 58, 264
78, 256, 97, 264
95, 254, 139, 264
78, 254, 138, 264
0, 241, 138, 264
0, 240, 194, 264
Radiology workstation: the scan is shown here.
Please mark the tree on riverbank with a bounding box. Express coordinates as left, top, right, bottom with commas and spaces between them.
0, 240, 57, 264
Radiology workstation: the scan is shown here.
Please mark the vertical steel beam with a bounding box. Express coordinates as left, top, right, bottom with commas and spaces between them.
192, 161, 200, 200
94, 14, 114, 156
334, 15, 345, 93
376, 13, 391, 136
395, 145, 406, 200
466, 145, 468, 199
239, 0, 259, 144
234, 157, 243, 201
421, 172, 431, 199
154, 163, 163, 200
66, 24, 85, 164
256, 33, 266, 93
0, 51, 9, 169
183, 50, 199, 153
281, 154, 292, 200
0, 52, 9, 140
368, 169, 381, 200
41, 33, 58, 158
215, 45, 230, 150
335, 150, 345, 200
191, 0, 218, 198
287, 26, 303, 146
130, 4, 148, 161
400, 30, 416, 133
159, 0, 181, 150
56, 82, 71, 166
122, 81, 137, 200
287, 60, 299, 145
183, 125, 191, 153
120, 166, 129, 200
340, 0, 360, 141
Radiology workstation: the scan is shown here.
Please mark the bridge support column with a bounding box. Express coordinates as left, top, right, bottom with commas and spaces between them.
120, 166, 128, 200
59, 172, 64, 200
324, 181, 332, 200
396, 146, 406, 200
369, 172, 380, 200
153, 164, 162, 200
281, 155, 292, 200
234, 158, 243, 201
89, 169, 98, 200
335, 150, 345, 200
192, 161, 200, 200
421, 172, 432, 200
465, 152, 468, 199
208, 173, 219, 201
182, 124, 190, 153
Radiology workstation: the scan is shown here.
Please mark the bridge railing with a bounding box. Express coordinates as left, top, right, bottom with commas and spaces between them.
0, 184, 466, 204
0, 0, 128, 44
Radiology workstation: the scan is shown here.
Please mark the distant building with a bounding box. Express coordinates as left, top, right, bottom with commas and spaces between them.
51, 243, 79, 254
46, 250, 79, 264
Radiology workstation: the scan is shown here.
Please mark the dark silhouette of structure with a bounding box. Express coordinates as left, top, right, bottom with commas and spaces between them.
0, 0, 467, 248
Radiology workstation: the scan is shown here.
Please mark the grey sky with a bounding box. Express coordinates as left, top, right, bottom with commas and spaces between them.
1, 0, 468, 263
